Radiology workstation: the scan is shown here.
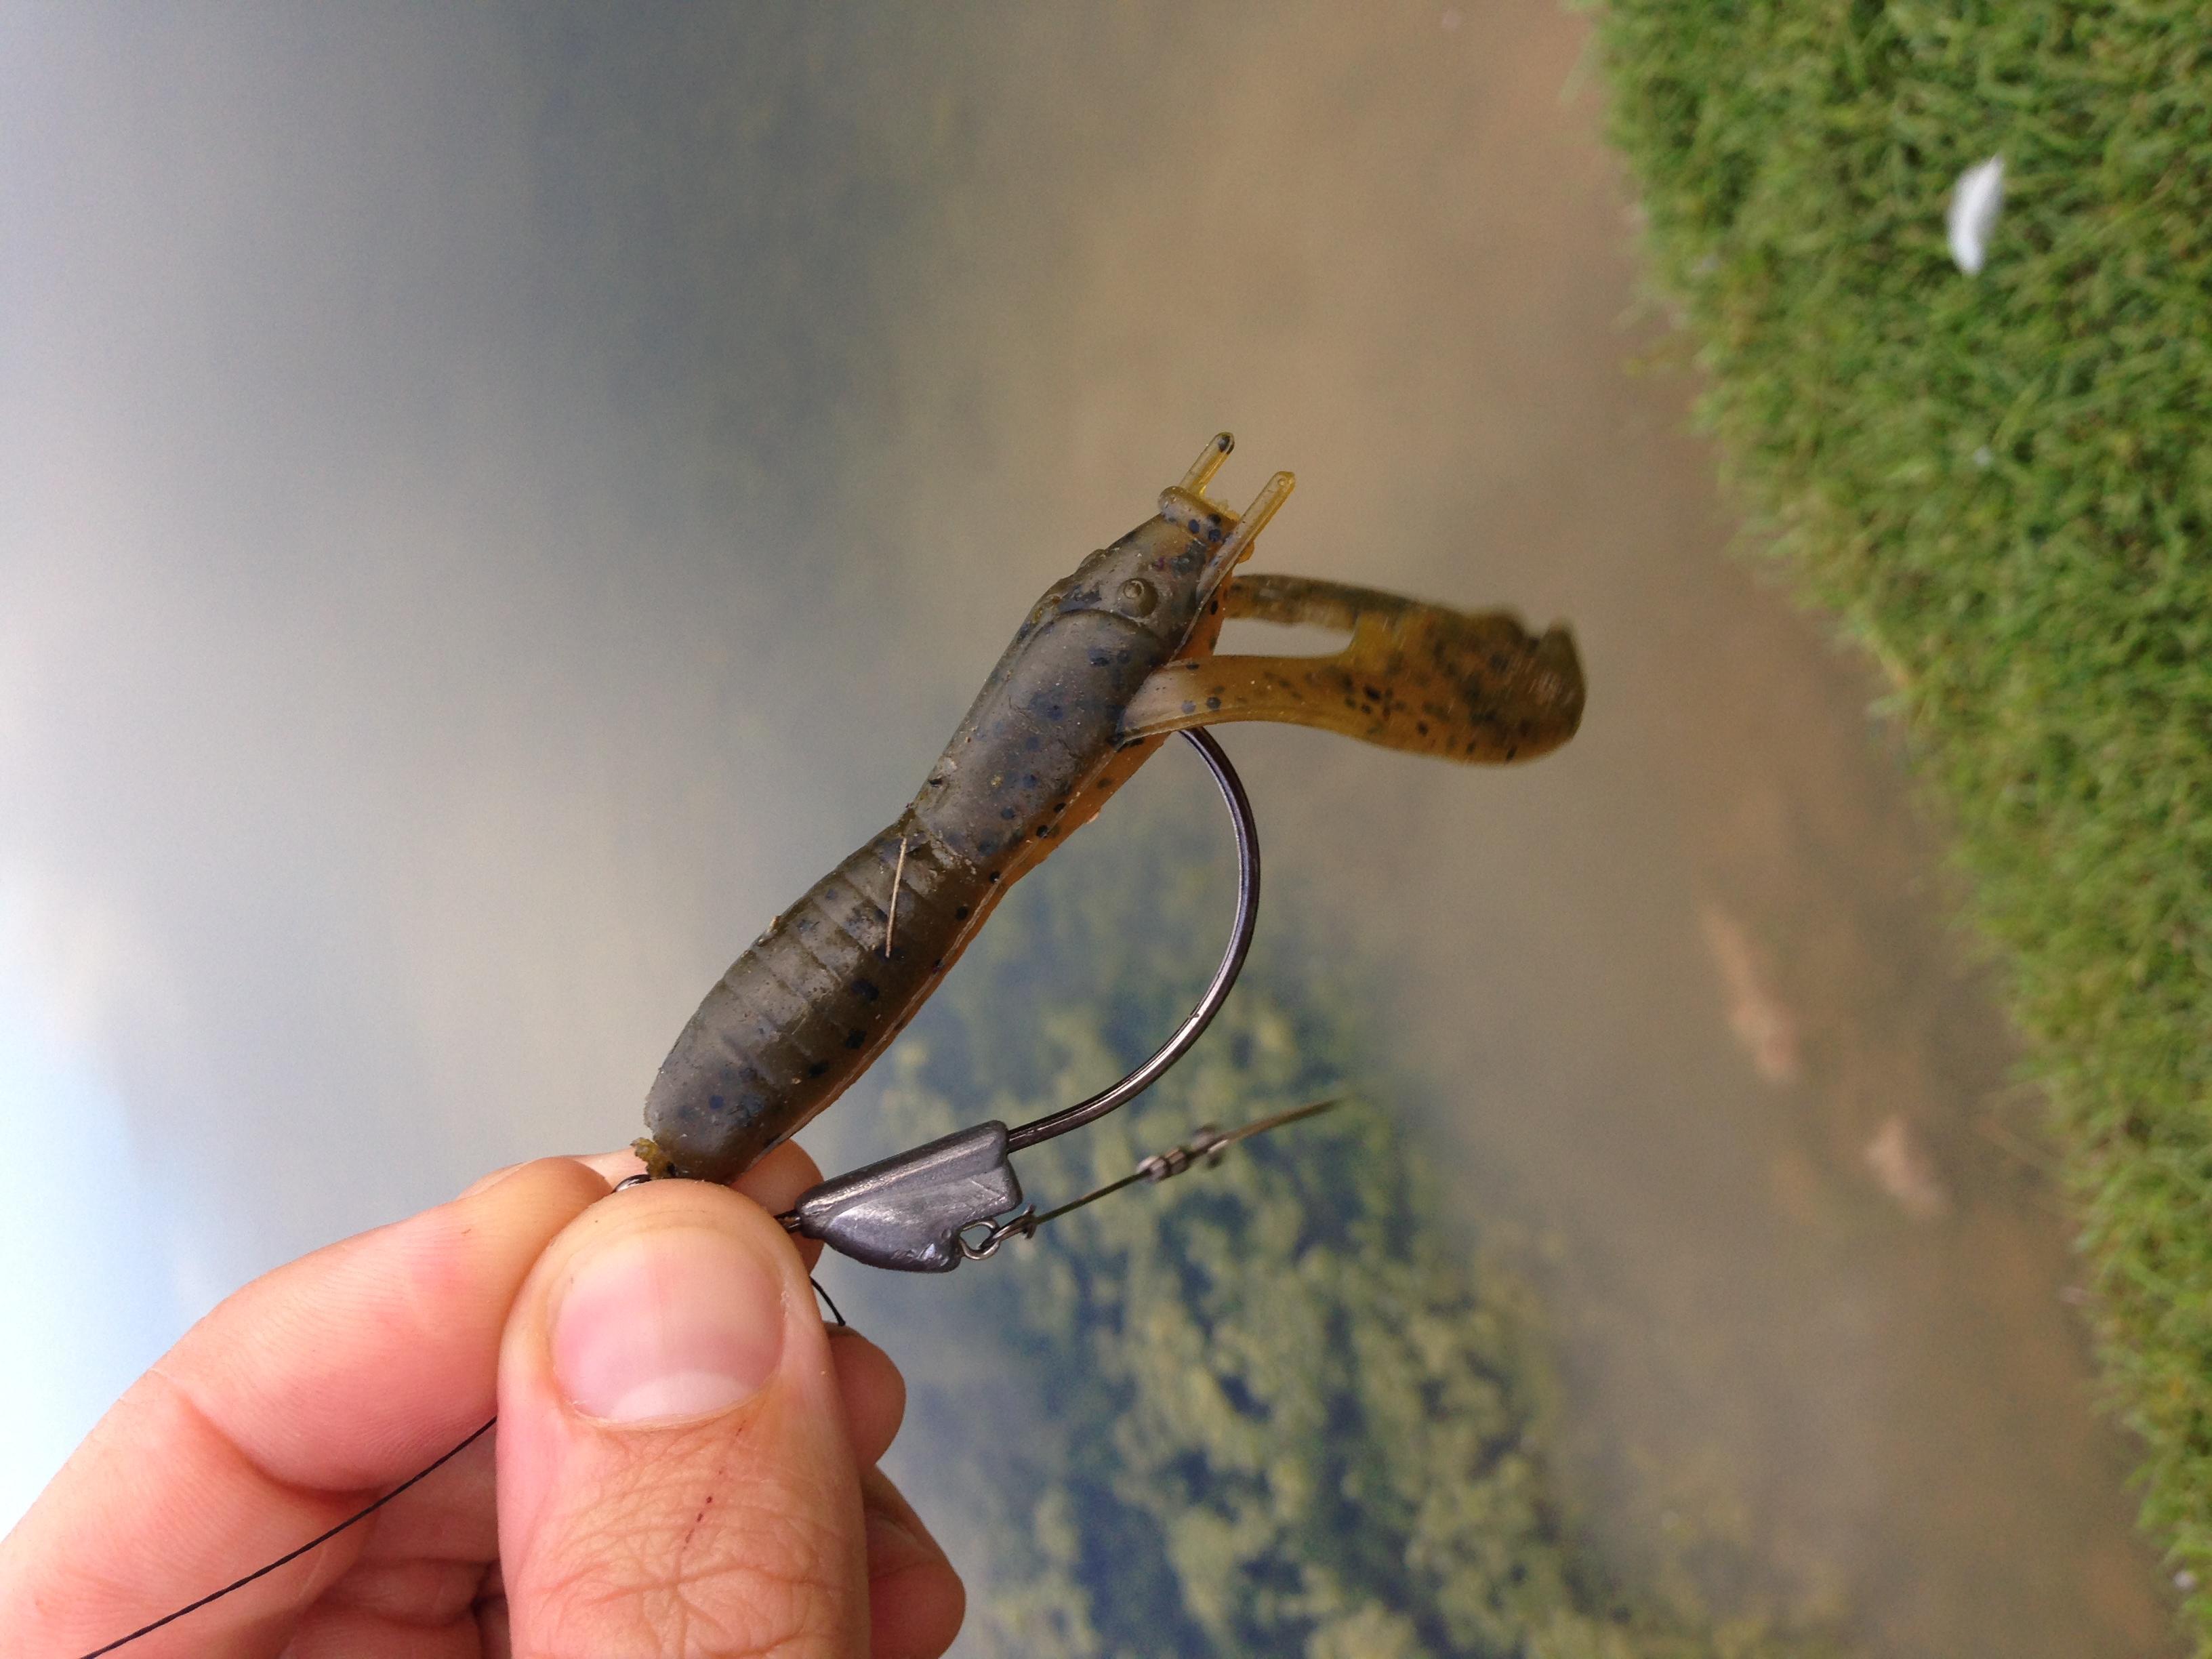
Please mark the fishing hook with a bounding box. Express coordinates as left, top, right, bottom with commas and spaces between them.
773, 724, 1260, 1272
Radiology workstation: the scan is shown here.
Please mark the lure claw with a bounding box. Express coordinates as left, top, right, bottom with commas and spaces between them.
1120, 573, 1584, 764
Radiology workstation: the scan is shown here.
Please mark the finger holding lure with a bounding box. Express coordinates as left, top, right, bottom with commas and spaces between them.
640, 432, 1586, 1192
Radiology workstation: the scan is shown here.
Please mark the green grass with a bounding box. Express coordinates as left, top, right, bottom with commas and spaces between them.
1589, 0, 2212, 1639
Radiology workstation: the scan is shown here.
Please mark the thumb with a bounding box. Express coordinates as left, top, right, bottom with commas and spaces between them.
496, 1177, 865, 1658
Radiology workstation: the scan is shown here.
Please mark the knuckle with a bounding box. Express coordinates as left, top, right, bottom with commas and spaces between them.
521, 1432, 857, 1659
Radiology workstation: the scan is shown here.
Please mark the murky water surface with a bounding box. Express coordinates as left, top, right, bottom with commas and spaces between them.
1, 3, 2168, 1652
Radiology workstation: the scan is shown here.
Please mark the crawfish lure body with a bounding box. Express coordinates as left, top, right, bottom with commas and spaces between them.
640, 436, 1583, 1182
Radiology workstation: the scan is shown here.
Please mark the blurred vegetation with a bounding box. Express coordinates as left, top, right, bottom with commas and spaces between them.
877, 803, 1816, 1656
1591, 1, 2211, 1638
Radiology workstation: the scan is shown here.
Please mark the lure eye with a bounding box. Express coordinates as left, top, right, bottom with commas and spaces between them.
1118, 578, 1158, 617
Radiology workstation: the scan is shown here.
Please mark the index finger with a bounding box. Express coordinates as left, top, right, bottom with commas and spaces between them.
0, 1157, 609, 1658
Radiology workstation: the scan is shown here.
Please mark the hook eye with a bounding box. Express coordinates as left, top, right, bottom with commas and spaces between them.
958, 1208, 1036, 1262
956, 1220, 1003, 1261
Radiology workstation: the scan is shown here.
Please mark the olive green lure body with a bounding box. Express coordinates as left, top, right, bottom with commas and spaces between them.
639, 436, 1583, 1182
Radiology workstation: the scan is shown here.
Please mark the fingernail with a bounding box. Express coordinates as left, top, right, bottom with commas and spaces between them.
552, 1224, 787, 1424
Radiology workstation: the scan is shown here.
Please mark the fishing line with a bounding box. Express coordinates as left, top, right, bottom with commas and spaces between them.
76, 1417, 495, 1658
76, 1276, 849, 1656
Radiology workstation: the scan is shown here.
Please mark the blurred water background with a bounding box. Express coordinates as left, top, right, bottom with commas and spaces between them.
0, 4, 2170, 1653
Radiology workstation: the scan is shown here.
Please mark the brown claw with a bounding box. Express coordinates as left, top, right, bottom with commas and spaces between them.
1122, 572, 1584, 764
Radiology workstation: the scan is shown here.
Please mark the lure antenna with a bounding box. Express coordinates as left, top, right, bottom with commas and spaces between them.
1206, 468, 1295, 588
1159, 430, 1296, 596
1179, 430, 1235, 493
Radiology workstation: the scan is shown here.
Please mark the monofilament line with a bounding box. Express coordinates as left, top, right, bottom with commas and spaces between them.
77, 1417, 497, 1658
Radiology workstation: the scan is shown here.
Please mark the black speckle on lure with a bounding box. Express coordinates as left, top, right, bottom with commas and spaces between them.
637, 434, 1585, 1183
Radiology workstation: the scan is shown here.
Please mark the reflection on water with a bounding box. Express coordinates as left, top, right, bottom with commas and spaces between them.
0, 2, 2168, 1652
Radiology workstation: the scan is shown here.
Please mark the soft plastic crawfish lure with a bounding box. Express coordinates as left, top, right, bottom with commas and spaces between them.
640, 434, 1584, 1269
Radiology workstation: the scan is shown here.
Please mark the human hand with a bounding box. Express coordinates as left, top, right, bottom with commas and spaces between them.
0, 1145, 965, 1657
